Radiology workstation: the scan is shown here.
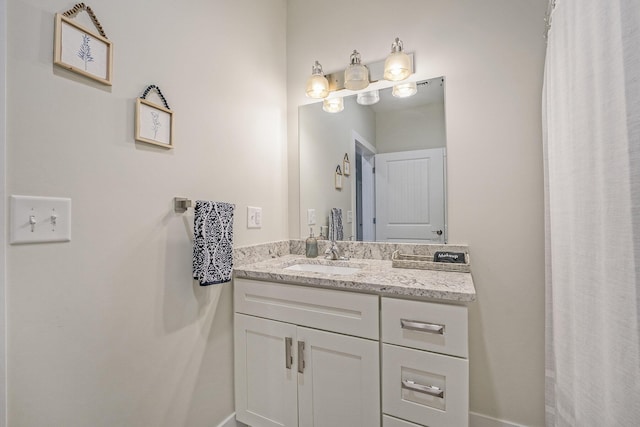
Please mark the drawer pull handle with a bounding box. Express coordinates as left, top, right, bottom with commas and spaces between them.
297, 341, 305, 374
402, 379, 444, 398
400, 319, 445, 335
285, 337, 293, 369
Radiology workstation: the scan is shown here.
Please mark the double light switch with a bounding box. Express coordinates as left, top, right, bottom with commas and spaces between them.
10, 195, 72, 244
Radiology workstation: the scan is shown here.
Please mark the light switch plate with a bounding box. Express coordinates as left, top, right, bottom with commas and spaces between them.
347, 210, 353, 223
11, 195, 71, 244
247, 206, 262, 229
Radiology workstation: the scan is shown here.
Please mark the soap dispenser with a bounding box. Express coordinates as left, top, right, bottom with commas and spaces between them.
305, 228, 318, 258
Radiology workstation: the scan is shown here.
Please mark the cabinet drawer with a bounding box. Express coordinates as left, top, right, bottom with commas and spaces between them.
382, 344, 468, 427
234, 278, 379, 340
382, 297, 468, 358
383, 414, 423, 427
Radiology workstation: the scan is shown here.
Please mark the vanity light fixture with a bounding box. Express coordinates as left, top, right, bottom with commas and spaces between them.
305, 60, 330, 99
392, 81, 418, 98
308, 39, 415, 113
344, 50, 369, 90
356, 90, 380, 105
384, 37, 411, 81
323, 97, 344, 113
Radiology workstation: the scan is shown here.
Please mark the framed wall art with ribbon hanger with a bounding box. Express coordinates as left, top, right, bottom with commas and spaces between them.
135, 85, 174, 149
54, 3, 113, 85
343, 153, 351, 176
335, 165, 343, 190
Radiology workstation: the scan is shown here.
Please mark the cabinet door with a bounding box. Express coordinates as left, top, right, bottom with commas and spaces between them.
235, 314, 298, 427
297, 327, 380, 427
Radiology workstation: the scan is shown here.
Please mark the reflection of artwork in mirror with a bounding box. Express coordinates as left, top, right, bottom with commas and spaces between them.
299, 76, 447, 243
335, 165, 343, 190
343, 154, 351, 176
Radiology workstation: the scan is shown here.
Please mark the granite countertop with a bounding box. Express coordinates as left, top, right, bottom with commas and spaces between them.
233, 254, 476, 303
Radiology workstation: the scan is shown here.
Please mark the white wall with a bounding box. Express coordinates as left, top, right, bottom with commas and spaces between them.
375, 102, 446, 153
6, 0, 287, 425
0, 0, 6, 424
287, 1, 546, 426
298, 95, 375, 237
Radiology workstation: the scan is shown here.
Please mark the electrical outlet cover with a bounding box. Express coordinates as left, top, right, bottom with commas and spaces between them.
247, 206, 262, 229
307, 209, 316, 225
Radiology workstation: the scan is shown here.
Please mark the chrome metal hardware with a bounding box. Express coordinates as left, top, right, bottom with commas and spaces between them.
325, 241, 341, 260
285, 337, 293, 370
297, 341, 305, 373
402, 379, 444, 398
174, 197, 193, 213
400, 319, 445, 335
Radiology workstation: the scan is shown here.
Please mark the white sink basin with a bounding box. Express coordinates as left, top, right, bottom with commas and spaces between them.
284, 263, 361, 275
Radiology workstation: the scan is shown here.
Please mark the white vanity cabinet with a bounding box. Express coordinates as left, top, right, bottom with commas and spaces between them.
234, 278, 380, 427
233, 277, 470, 427
381, 297, 469, 427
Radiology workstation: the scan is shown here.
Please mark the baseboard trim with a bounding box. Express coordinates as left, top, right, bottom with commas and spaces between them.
217, 413, 247, 427
470, 411, 527, 427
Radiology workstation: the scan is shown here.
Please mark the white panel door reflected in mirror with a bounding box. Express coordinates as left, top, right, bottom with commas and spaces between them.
299, 76, 447, 243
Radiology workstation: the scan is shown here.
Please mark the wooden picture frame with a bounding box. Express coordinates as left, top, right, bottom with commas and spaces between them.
54, 13, 113, 85
343, 153, 351, 176
335, 165, 343, 190
135, 98, 174, 149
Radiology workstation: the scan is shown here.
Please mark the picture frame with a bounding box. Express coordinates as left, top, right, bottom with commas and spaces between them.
343, 153, 351, 176
135, 98, 174, 149
335, 165, 343, 190
54, 13, 113, 85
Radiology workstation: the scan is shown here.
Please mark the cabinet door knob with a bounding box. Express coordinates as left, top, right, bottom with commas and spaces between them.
400, 319, 445, 335
285, 337, 293, 370
297, 341, 305, 374
402, 379, 444, 398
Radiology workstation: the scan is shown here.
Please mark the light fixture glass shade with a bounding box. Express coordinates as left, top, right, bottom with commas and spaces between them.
344, 50, 369, 90
384, 37, 411, 81
305, 61, 329, 99
322, 97, 344, 113
392, 81, 417, 98
357, 90, 380, 105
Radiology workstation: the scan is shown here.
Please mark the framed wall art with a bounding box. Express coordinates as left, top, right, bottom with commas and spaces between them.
335, 165, 343, 190
135, 85, 174, 149
343, 153, 351, 176
54, 3, 113, 85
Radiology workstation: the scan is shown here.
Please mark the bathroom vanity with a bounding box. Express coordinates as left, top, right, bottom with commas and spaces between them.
232, 245, 475, 427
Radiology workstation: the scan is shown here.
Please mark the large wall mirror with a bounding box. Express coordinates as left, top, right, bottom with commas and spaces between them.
299, 76, 447, 243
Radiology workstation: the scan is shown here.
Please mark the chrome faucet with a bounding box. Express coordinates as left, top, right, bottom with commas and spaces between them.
325, 240, 341, 260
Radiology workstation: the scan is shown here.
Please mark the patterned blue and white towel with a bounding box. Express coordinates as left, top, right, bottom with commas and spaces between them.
328, 208, 343, 241
192, 200, 235, 286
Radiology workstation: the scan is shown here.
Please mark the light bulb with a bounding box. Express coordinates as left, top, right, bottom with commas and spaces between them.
357, 90, 380, 106
305, 61, 329, 99
323, 97, 344, 113
392, 82, 417, 98
384, 37, 411, 81
344, 50, 369, 91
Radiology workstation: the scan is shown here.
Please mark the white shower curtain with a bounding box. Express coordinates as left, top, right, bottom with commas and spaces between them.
544, 1, 640, 425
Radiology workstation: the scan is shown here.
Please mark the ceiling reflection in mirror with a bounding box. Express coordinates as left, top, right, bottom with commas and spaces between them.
299, 76, 447, 243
